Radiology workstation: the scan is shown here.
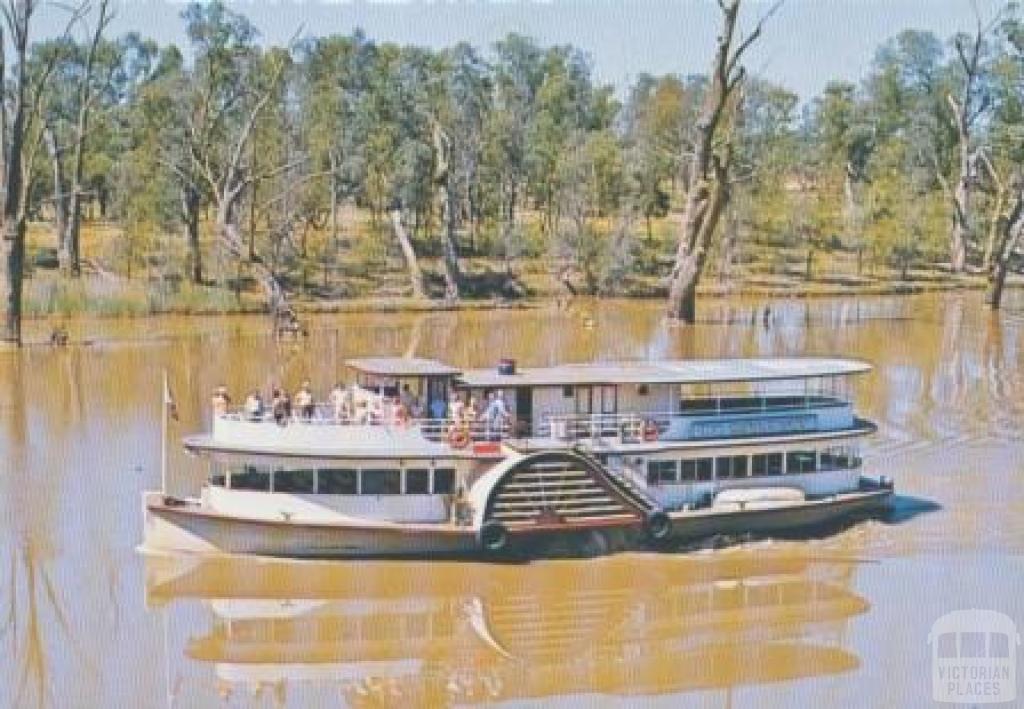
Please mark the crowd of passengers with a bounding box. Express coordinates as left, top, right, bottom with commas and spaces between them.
210, 382, 512, 432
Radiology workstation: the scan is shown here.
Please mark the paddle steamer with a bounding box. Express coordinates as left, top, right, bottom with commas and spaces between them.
142, 356, 893, 557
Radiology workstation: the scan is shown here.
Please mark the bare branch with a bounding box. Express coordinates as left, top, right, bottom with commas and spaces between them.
726, 0, 784, 80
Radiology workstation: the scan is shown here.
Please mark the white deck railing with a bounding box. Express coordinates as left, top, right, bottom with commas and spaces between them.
538, 395, 852, 443
217, 394, 851, 445
220, 408, 514, 443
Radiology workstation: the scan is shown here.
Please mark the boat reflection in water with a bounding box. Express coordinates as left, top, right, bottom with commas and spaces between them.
145, 551, 868, 704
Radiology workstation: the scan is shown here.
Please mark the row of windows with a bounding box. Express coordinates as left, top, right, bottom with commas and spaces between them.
646, 447, 861, 485
214, 466, 456, 495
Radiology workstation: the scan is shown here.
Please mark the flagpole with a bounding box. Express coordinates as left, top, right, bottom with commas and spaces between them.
161, 368, 169, 495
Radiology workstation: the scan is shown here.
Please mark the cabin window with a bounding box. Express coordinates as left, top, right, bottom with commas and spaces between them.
786, 451, 817, 474
318, 468, 358, 495
680, 458, 713, 482
646, 463, 659, 485
819, 447, 839, 470
820, 445, 860, 470
210, 472, 226, 487
695, 458, 714, 481
751, 453, 784, 477
433, 468, 456, 494
562, 386, 574, 397
647, 460, 677, 484
405, 468, 430, 494
361, 469, 402, 495
715, 455, 749, 480
274, 469, 315, 494
680, 460, 697, 482
230, 466, 271, 491
637, 384, 649, 396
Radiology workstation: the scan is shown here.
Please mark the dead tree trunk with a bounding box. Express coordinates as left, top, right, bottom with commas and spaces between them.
44, 124, 69, 263
390, 207, 426, 300
432, 121, 461, 301
1, 1, 41, 345
215, 198, 286, 314
329, 152, 340, 248
62, 0, 113, 278
948, 137, 972, 274
945, 15, 992, 274
667, 0, 775, 322
181, 185, 201, 284
986, 176, 1024, 310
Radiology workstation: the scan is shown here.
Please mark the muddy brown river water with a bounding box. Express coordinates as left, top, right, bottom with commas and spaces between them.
1, 292, 1023, 707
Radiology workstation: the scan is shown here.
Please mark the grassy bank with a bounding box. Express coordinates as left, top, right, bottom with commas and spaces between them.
19, 218, 1014, 321
20, 263, 1007, 322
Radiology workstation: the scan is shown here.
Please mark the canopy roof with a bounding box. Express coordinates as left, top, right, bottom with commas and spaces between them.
345, 357, 461, 377
457, 358, 872, 388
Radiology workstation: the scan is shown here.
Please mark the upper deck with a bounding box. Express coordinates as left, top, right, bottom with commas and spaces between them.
185, 356, 874, 460
457, 357, 871, 389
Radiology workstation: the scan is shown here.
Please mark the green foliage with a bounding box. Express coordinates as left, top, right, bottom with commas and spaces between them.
23, 1, 1024, 306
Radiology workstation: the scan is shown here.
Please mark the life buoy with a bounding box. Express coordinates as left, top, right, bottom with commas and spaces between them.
642, 421, 659, 441
448, 426, 471, 449
478, 520, 509, 553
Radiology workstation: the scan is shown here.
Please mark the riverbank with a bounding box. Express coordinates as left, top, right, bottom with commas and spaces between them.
19, 265, 1018, 323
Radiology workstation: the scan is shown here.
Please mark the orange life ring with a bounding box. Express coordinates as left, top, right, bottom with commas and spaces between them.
448, 427, 471, 449
642, 421, 659, 442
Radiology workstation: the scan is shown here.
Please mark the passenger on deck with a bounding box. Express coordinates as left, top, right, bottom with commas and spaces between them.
295, 380, 315, 420
271, 389, 290, 426
449, 393, 466, 424
211, 386, 231, 417
400, 384, 417, 412
409, 395, 424, 419
484, 390, 510, 439
329, 382, 349, 422
393, 398, 410, 425
243, 390, 263, 421
370, 395, 385, 424
429, 396, 447, 420
465, 396, 479, 426
354, 398, 370, 425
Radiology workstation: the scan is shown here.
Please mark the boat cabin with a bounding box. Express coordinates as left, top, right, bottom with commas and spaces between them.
346, 357, 461, 420
456, 357, 870, 444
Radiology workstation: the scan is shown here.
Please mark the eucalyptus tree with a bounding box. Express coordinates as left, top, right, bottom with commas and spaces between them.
525, 45, 593, 237
809, 82, 875, 270
666, 0, 780, 323
299, 32, 369, 248
54, 0, 114, 277
485, 34, 543, 241
428, 43, 491, 299
621, 74, 687, 241
125, 43, 213, 283
941, 13, 1002, 273
1, 0, 83, 345
981, 11, 1024, 309
865, 30, 960, 267
178, 1, 299, 317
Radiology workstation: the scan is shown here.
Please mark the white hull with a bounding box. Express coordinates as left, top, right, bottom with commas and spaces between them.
142, 483, 891, 558
142, 493, 478, 558
667, 485, 892, 541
